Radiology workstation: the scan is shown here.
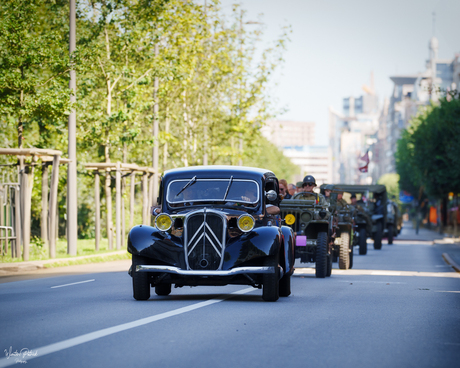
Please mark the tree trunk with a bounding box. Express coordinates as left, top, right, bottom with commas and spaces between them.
41, 163, 49, 247
105, 169, 113, 250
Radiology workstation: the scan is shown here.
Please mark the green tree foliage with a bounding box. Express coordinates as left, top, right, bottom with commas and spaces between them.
377, 173, 400, 203
396, 93, 460, 199
0, 0, 70, 149
1, 0, 298, 238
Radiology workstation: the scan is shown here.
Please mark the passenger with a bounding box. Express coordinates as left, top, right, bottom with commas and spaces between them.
296, 181, 303, 193
288, 183, 296, 196
350, 193, 372, 232
336, 190, 349, 210
279, 179, 291, 199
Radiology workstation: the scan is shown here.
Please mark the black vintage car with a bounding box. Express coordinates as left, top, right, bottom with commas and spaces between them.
128, 165, 295, 302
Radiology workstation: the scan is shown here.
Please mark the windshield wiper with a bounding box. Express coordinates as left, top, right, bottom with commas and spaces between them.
222, 176, 233, 201
175, 176, 197, 197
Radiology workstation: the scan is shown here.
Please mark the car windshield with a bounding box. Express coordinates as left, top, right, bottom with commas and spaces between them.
166, 178, 259, 207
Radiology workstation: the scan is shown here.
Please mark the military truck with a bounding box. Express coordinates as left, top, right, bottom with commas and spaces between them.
280, 192, 333, 278
334, 185, 388, 251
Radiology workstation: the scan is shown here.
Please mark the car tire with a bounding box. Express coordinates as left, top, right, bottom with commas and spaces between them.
387, 224, 394, 245
263, 254, 280, 302
326, 252, 332, 277
155, 284, 172, 296
349, 242, 354, 269
315, 232, 328, 278
359, 228, 367, 255
279, 273, 291, 297
132, 255, 150, 301
339, 232, 350, 270
374, 222, 383, 250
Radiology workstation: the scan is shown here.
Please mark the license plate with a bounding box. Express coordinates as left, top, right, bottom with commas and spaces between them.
296, 235, 307, 246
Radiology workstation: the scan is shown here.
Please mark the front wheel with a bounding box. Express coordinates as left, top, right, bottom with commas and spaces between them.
387, 224, 394, 245
132, 255, 151, 301
263, 254, 280, 302
374, 222, 383, 250
155, 284, 172, 296
359, 228, 367, 255
279, 274, 291, 297
316, 232, 328, 278
338, 232, 350, 270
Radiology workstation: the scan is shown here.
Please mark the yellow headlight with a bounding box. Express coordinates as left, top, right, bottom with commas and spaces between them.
237, 214, 255, 232
155, 214, 172, 231
285, 214, 296, 225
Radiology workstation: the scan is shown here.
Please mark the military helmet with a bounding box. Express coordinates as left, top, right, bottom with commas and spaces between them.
302, 175, 316, 186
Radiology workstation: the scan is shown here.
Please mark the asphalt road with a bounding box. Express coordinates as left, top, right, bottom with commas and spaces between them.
1, 226, 459, 368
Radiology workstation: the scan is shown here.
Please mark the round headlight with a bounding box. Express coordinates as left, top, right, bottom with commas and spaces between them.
155, 214, 172, 231
285, 214, 296, 225
301, 212, 312, 222
237, 214, 255, 232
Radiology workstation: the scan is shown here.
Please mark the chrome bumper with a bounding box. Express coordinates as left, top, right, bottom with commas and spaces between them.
135, 265, 274, 276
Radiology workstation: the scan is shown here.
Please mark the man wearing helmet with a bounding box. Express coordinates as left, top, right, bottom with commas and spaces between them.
295, 175, 326, 205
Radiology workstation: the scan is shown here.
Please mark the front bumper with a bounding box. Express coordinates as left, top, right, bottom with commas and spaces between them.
135, 265, 275, 276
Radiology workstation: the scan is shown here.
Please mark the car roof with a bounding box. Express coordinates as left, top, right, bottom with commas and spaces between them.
321, 184, 387, 194
162, 165, 277, 182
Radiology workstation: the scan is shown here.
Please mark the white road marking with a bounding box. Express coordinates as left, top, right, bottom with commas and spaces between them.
434, 291, 460, 293
371, 271, 402, 276
51, 279, 95, 289
293, 268, 460, 278
0, 287, 255, 368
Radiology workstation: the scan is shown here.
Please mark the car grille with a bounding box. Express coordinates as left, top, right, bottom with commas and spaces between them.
280, 209, 302, 232
184, 210, 226, 270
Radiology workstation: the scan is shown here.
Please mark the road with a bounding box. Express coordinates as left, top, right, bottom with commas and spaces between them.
0, 224, 459, 368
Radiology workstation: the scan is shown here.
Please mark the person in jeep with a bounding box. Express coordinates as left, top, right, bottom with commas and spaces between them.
295, 175, 326, 205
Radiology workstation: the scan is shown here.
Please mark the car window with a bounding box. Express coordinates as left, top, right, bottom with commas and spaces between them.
166, 179, 259, 206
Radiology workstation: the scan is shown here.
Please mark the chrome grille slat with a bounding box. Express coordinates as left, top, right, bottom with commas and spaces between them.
184, 209, 226, 270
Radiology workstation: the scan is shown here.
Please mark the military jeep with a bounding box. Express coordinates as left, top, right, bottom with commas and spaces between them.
334, 185, 388, 251
280, 192, 333, 278
320, 184, 354, 270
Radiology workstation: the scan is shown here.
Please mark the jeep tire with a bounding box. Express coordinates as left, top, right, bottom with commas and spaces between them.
316, 232, 328, 278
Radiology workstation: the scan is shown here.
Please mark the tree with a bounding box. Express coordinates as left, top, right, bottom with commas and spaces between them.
0, 0, 70, 149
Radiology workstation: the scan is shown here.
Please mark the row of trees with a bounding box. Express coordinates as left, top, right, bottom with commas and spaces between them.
0, 0, 299, 239
395, 91, 460, 225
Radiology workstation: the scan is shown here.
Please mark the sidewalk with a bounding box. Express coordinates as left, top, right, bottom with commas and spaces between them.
398, 221, 460, 272
0, 250, 129, 276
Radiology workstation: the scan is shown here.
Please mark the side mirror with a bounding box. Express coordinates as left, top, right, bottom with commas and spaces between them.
265, 190, 277, 202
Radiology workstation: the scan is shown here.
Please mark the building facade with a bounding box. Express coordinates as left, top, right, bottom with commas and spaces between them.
375, 37, 460, 176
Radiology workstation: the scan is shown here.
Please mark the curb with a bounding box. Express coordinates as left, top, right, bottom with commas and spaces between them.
0, 250, 129, 274
442, 253, 460, 273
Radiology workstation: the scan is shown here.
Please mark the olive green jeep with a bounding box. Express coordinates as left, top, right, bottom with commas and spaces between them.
280, 192, 333, 278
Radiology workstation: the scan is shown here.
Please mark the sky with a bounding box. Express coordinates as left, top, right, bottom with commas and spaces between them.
219, 0, 460, 145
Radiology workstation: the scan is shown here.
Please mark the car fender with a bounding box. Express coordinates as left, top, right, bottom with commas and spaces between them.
280, 225, 295, 276
127, 225, 186, 268
223, 226, 282, 269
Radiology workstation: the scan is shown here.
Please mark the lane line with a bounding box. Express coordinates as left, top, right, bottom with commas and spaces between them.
371, 271, 401, 276
293, 268, 460, 278
0, 287, 255, 367
51, 279, 95, 289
